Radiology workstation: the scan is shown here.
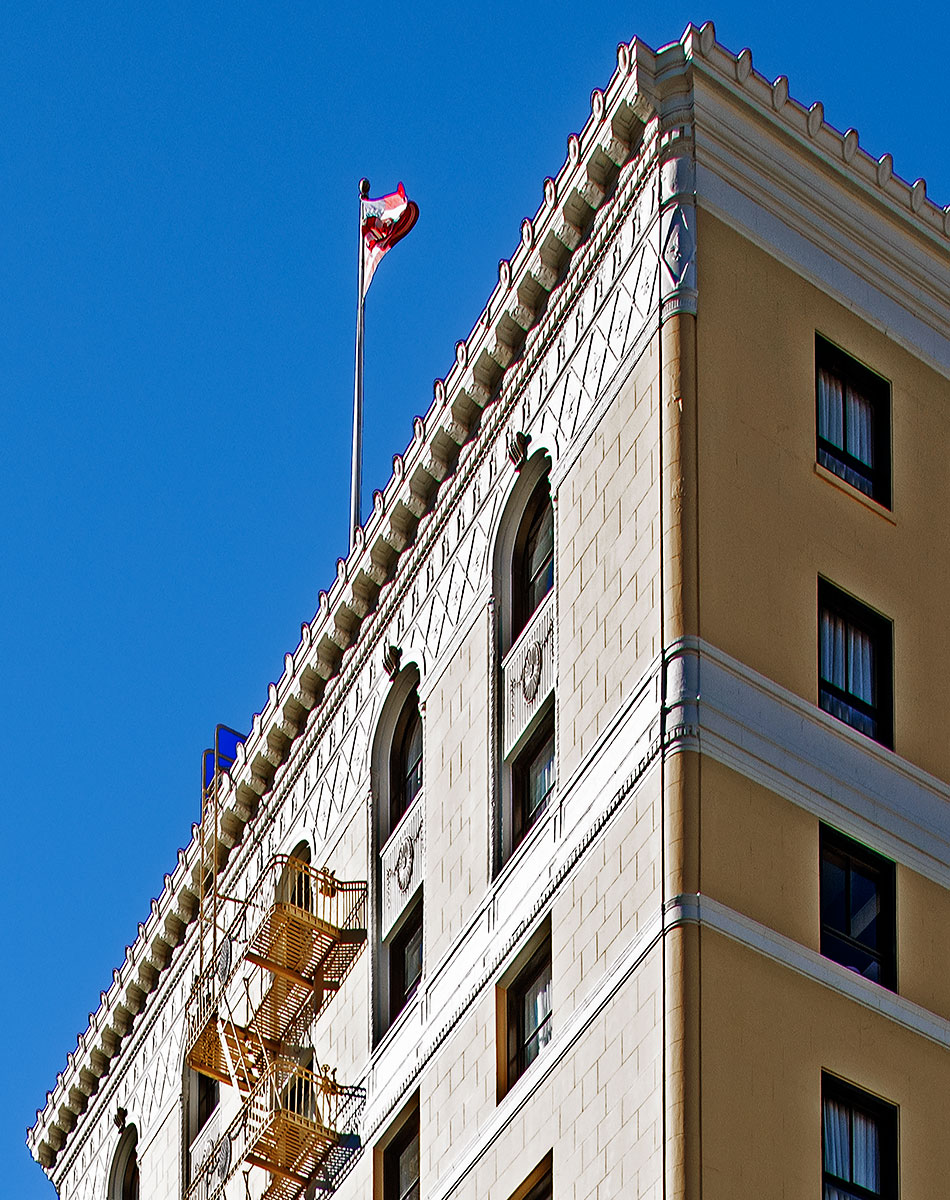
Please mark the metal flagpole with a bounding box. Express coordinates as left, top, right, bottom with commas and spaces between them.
350, 178, 370, 553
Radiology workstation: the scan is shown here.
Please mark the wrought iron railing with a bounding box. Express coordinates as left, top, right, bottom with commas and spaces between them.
185, 1061, 364, 1200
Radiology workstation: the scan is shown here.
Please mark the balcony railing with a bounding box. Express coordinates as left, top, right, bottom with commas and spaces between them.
185, 859, 367, 1088
502, 588, 555, 757
186, 1061, 364, 1200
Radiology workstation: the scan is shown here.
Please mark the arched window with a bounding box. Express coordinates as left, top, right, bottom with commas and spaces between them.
512, 479, 554, 644
390, 691, 423, 828
109, 1125, 140, 1200
372, 668, 425, 1041
184, 1067, 219, 1185
494, 454, 557, 871
281, 839, 313, 913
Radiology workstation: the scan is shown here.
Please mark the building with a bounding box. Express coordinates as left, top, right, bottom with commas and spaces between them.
28, 20, 950, 1200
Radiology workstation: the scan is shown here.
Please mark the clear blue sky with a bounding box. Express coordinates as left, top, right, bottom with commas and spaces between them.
3, 3, 947, 1195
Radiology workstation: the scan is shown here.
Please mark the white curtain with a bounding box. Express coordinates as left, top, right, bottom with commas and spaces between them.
823, 1097, 881, 1196
853, 1109, 881, 1191
848, 626, 874, 705
818, 369, 875, 495
819, 369, 845, 449
523, 970, 553, 1065
824, 1099, 851, 1182
845, 385, 874, 467
820, 611, 875, 735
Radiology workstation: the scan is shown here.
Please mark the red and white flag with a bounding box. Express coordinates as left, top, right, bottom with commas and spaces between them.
360, 182, 419, 298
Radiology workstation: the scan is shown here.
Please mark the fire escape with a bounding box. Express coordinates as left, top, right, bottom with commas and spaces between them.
185, 727, 367, 1200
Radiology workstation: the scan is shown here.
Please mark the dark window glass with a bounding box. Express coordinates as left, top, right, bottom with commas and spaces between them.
822, 1075, 897, 1200
523, 1173, 553, 1200
507, 941, 552, 1087
525, 500, 554, 618
513, 481, 554, 642
384, 1113, 420, 1200
196, 1073, 219, 1132
121, 1147, 139, 1200
390, 901, 423, 1019
820, 827, 896, 991
819, 581, 893, 749
816, 335, 890, 507
391, 695, 423, 829
511, 716, 555, 855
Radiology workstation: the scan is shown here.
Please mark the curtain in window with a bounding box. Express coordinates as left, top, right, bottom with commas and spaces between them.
823, 1096, 881, 1198
819, 369, 875, 495
845, 385, 874, 467
820, 610, 875, 736
853, 1109, 881, 1192
522, 966, 553, 1067
819, 369, 845, 450
848, 625, 874, 705
821, 611, 847, 692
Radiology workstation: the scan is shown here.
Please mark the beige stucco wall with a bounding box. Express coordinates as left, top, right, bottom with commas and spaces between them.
701, 930, 950, 1200
699, 754, 950, 1022
695, 209, 950, 783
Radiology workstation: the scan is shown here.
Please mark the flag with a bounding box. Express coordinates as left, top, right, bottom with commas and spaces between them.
360, 182, 419, 298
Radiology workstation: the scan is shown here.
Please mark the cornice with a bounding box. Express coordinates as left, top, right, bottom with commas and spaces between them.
686, 22, 950, 246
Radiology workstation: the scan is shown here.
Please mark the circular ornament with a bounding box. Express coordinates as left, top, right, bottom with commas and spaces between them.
216, 936, 232, 984
521, 640, 543, 703
395, 836, 415, 892
216, 1136, 232, 1181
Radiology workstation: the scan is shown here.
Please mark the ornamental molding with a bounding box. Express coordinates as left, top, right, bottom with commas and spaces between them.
502, 590, 556, 757
380, 799, 425, 939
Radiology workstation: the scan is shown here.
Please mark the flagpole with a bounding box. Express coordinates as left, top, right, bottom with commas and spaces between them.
350, 177, 370, 553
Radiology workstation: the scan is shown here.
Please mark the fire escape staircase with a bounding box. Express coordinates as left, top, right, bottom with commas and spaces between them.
184, 849, 367, 1200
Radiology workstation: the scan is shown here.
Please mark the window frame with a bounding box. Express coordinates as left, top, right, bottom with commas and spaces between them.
821, 1073, 898, 1200
815, 334, 891, 508
508, 1153, 553, 1200
108, 1126, 140, 1200
388, 895, 423, 1022
381, 1105, 420, 1200
818, 579, 893, 749
512, 478, 554, 643
497, 924, 553, 1099
510, 706, 556, 856
820, 825, 897, 992
389, 690, 423, 830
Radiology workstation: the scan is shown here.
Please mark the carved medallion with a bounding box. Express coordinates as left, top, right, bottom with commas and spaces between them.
395, 835, 415, 893
216, 936, 232, 984
216, 1136, 232, 1181
521, 640, 543, 702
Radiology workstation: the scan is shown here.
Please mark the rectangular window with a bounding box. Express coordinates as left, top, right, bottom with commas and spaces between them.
508, 1155, 553, 1200
820, 826, 896, 991
389, 897, 423, 1020
505, 939, 552, 1091
512, 713, 556, 854
819, 580, 893, 748
822, 1074, 897, 1199
816, 335, 890, 507
383, 1110, 420, 1200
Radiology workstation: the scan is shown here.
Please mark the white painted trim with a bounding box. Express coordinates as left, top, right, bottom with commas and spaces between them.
678, 893, 950, 1049
673, 637, 950, 887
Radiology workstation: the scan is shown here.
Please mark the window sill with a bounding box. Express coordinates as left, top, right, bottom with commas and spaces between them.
813, 461, 896, 524
494, 787, 557, 883
373, 987, 422, 1056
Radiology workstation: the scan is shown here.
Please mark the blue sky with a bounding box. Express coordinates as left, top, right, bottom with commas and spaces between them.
3, 3, 948, 1195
